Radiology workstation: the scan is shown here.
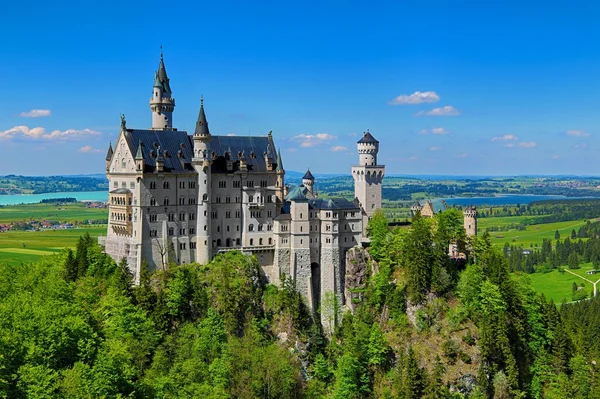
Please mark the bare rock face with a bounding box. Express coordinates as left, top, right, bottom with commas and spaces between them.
344, 246, 373, 312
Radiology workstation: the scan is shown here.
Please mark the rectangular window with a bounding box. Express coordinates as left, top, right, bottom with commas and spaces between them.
150, 198, 157, 206
179, 228, 186, 235
150, 214, 157, 222
188, 197, 196, 205
113, 181, 118, 188
235, 196, 240, 203
179, 181, 185, 189
189, 213, 195, 220
190, 242, 197, 249
179, 213, 185, 221
190, 228, 195, 234
226, 196, 231, 203
150, 181, 156, 189
247, 180, 254, 188
130, 182, 135, 189
226, 211, 231, 218
189, 181, 196, 189
233, 181, 241, 188
260, 180, 268, 188
216, 196, 221, 203
179, 197, 185, 205
168, 214, 175, 221
235, 210, 241, 218
179, 243, 187, 250
211, 211, 218, 219
219, 181, 227, 188
267, 211, 272, 218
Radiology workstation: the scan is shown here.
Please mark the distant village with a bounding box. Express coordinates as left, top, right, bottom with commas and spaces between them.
0, 201, 107, 233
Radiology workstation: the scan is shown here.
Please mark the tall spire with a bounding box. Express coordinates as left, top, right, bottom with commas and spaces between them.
156, 46, 171, 94
276, 148, 284, 171
194, 97, 210, 136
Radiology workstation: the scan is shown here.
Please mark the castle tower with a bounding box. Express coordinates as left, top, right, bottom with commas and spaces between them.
192, 98, 212, 264
275, 148, 285, 203
463, 205, 477, 237
351, 131, 385, 235
149, 49, 175, 130
302, 169, 315, 196
105, 142, 113, 172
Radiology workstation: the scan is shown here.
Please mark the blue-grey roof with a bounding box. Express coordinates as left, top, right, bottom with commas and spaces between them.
124, 129, 195, 173
357, 131, 378, 144
110, 188, 132, 194
302, 169, 314, 180
209, 135, 275, 173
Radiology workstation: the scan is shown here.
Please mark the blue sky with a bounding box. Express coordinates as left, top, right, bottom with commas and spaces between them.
2, 0, 600, 176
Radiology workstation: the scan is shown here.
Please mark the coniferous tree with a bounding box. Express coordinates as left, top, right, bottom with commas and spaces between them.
63, 248, 78, 282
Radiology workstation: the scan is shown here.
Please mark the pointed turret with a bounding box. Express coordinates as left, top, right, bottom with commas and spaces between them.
302, 169, 314, 181
276, 148, 284, 171
157, 50, 172, 94
194, 97, 210, 137
105, 142, 113, 161
135, 140, 143, 160
302, 168, 315, 196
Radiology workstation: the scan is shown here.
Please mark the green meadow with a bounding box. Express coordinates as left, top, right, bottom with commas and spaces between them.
481, 218, 588, 247
0, 202, 107, 223
0, 203, 108, 265
0, 226, 107, 265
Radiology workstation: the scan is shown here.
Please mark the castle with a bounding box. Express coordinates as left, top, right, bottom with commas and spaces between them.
101, 52, 385, 312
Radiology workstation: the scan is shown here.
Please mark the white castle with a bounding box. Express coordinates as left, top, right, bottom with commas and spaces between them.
102, 52, 385, 311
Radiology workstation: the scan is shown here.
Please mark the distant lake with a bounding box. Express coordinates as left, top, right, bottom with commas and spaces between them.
0, 191, 108, 206
440, 194, 594, 207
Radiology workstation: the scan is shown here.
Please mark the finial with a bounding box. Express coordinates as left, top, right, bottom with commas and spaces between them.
160, 44, 163, 60
120, 114, 126, 130
200, 95, 203, 106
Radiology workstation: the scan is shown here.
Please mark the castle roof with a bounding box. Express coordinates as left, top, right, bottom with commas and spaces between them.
285, 185, 309, 201
155, 51, 172, 94
357, 131, 378, 144
209, 135, 274, 173
276, 148, 284, 172
302, 169, 314, 180
194, 98, 210, 136
309, 198, 357, 210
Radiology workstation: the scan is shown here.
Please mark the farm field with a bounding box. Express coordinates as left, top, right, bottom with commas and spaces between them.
527, 270, 592, 304
0, 202, 107, 223
483, 219, 588, 247
0, 226, 106, 265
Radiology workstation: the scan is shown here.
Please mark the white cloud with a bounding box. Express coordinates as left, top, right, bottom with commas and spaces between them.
331, 146, 348, 152
573, 142, 588, 149
491, 134, 518, 141
78, 145, 102, 153
19, 109, 51, 118
518, 141, 537, 148
389, 91, 440, 105
0, 125, 101, 141
226, 133, 236, 136
504, 143, 515, 148
291, 133, 337, 148
416, 105, 460, 116
420, 127, 448, 135
567, 130, 590, 137
428, 146, 442, 151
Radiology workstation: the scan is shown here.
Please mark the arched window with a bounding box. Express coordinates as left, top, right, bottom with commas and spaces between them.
249, 224, 254, 232
164, 198, 169, 206
268, 238, 272, 245
168, 227, 174, 236
250, 238, 254, 246
217, 239, 222, 247
163, 181, 169, 189
259, 238, 263, 245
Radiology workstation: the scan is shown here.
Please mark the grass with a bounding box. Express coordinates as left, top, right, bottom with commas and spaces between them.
527, 269, 591, 304
0, 226, 106, 265
0, 203, 107, 223
483, 219, 588, 247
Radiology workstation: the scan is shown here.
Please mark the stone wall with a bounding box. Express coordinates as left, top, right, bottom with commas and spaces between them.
344, 246, 371, 312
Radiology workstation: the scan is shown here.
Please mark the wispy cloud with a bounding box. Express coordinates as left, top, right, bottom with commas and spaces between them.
491, 134, 518, 142
420, 127, 448, 135
0, 125, 101, 141
518, 141, 537, 148
291, 133, 337, 148
19, 109, 51, 118
331, 146, 348, 152
416, 105, 460, 117
504, 143, 515, 148
567, 130, 590, 137
573, 142, 588, 149
389, 91, 440, 105
428, 146, 442, 151
78, 145, 102, 153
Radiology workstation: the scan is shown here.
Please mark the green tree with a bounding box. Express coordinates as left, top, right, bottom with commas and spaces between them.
555, 230, 561, 240
568, 252, 580, 269
367, 209, 389, 261
63, 248, 78, 282
367, 323, 389, 367
402, 214, 435, 304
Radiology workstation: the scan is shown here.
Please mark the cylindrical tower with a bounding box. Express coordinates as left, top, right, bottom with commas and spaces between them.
149, 51, 175, 129
357, 131, 379, 165
463, 205, 478, 237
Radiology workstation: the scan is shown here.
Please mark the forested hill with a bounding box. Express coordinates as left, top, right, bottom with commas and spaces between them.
0, 175, 108, 195
2, 211, 600, 398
